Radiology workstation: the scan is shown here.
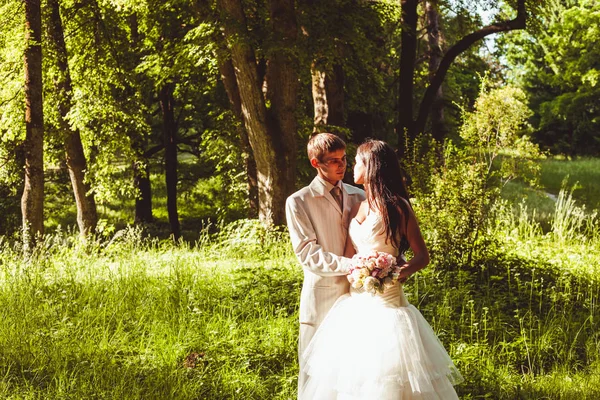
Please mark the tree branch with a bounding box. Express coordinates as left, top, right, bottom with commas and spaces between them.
413, 0, 527, 137
144, 144, 164, 158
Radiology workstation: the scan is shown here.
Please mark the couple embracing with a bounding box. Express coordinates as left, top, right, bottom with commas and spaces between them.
286, 133, 463, 399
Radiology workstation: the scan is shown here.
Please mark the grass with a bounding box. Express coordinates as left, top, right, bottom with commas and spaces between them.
0, 224, 299, 399
500, 156, 600, 232
3, 156, 600, 398
1, 209, 599, 398
540, 157, 600, 211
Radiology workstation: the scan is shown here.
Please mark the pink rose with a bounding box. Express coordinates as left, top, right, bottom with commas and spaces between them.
376, 255, 390, 269
378, 266, 390, 278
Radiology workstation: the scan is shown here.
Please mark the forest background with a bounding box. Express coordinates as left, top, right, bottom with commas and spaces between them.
1, 0, 599, 398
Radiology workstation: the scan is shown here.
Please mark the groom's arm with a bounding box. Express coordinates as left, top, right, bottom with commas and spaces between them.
286, 197, 350, 276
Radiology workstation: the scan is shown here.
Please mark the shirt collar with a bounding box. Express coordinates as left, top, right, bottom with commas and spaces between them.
316, 175, 342, 192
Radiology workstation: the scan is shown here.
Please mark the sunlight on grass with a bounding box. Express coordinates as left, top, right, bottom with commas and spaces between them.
1, 216, 599, 398
501, 180, 556, 224
541, 157, 600, 211
0, 227, 299, 399
3, 157, 600, 398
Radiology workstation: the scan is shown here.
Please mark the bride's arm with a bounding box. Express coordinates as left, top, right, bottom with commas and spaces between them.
398, 200, 430, 280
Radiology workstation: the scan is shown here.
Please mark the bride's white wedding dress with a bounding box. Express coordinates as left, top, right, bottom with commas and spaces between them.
299, 212, 464, 399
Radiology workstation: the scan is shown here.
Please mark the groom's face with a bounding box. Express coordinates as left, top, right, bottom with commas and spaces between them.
311, 149, 347, 185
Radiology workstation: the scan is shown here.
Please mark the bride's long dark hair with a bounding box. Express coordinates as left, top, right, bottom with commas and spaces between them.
357, 140, 411, 252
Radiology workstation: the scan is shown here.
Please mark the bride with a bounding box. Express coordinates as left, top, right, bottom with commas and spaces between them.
299, 140, 463, 399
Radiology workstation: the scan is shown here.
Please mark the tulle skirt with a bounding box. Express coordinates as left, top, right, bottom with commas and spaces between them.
299, 286, 463, 400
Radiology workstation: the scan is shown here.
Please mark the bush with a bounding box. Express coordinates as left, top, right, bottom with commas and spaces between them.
404, 83, 541, 267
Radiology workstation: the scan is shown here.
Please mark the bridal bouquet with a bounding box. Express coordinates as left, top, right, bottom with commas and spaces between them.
347, 251, 402, 295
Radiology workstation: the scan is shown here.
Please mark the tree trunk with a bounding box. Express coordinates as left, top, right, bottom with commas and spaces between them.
128, 13, 153, 225
22, 0, 45, 242
218, 0, 297, 226
311, 62, 344, 133
325, 63, 345, 128
65, 129, 97, 236
159, 83, 180, 239
426, 0, 445, 142
47, 0, 98, 237
217, 54, 258, 218
413, 0, 527, 137
265, 0, 298, 222
132, 156, 153, 224
311, 60, 328, 130
396, 0, 418, 153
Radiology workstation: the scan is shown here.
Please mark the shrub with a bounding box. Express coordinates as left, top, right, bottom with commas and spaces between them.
405, 83, 541, 267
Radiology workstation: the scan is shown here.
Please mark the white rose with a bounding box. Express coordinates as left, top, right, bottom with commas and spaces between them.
352, 279, 364, 289
363, 276, 377, 294
351, 268, 363, 282
358, 268, 370, 278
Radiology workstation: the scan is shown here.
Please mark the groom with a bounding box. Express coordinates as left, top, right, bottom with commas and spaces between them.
285, 132, 366, 394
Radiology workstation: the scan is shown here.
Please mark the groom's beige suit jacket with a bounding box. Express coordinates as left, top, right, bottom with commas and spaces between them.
285, 176, 365, 392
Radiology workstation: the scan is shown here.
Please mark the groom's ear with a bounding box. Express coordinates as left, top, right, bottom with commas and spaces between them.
310, 158, 320, 169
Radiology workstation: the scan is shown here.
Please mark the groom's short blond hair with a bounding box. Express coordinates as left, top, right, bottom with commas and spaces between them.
307, 133, 346, 161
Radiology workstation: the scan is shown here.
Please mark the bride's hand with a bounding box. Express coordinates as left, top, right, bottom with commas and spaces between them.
398, 263, 411, 283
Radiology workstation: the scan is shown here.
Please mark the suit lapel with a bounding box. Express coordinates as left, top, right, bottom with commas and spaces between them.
309, 177, 343, 216
340, 183, 356, 226
341, 184, 349, 218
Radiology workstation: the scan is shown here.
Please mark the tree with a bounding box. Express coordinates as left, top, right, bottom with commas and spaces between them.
126, 12, 154, 225
310, 61, 345, 133
22, 0, 45, 241
397, 0, 418, 144
397, 0, 533, 151
59, 0, 237, 232
425, 0, 445, 141
499, 0, 600, 156
410, 82, 540, 266
298, 0, 396, 139
46, 0, 98, 237
215, 51, 259, 218
60, 0, 154, 225
158, 82, 180, 238
217, 0, 298, 226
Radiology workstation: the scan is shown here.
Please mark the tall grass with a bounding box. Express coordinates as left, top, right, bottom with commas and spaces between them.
553, 185, 599, 244
3, 176, 600, 398
0, 225, 299, 399
540, 157, 600, 211
1, 212, 599, 398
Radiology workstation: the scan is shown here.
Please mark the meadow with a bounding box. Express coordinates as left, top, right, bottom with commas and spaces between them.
1, 158, 599, 399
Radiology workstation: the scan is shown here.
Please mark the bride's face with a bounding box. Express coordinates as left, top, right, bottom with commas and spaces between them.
353, 155, 366, 185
